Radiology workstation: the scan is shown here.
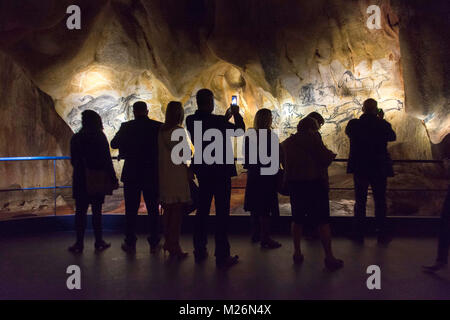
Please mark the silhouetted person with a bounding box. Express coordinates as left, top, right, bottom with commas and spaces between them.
111, 101, 162, 254
281, 117, 343, 271
345, 98, 396, 244
69, 110, 118, 253
303, 111, 326, 240
186, 89, 245, 268
244, 108, 281, 249
159, 101, 191, 259
423, 158, 450, 272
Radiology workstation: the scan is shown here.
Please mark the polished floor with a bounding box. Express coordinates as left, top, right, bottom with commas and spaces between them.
0, 231, 448, 300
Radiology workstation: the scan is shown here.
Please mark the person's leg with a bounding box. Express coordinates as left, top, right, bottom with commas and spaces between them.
289, 181, 305, 262
143, 184, 160, 250
91, 199, 111, 250
370, 175, 388, 242
91, 200, 103, 244
72, 198, 89, 249
291, 222, 303, 256
260, 214, 282, 249
214, 177, 232, 263
353, 174, 369, 240
194, 175, 214, 260
123, 183, 140, 248
250, 212, 260, 242
162, 204, 172, 249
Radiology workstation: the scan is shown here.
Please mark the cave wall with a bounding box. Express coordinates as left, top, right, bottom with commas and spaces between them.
0, 52, 73, 217
0, 0, 439, 159
0, 0, 448, 218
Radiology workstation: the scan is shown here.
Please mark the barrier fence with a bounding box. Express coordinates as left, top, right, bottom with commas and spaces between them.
0, 156, 447, 217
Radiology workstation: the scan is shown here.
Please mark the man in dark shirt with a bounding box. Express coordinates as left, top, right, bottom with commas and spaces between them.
111, 101, 162, 253
186, 88, 245, 268
345, 98, 396, 244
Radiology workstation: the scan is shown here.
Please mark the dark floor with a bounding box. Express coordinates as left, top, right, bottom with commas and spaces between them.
0, 231, 448, 300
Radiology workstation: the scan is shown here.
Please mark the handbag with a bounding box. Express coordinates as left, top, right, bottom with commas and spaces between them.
277, 168, 290, 196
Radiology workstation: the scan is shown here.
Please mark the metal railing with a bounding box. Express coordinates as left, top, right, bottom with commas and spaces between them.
0, 156, 447, 216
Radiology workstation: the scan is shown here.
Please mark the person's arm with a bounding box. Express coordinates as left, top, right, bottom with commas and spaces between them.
383, 120, 396, 142
345, 119, 356, 138
224, 105, 245, 131
110, 123, 125, 149
101, 133, 118, 183
70, 135, 80, 167
314, 134, 336, 167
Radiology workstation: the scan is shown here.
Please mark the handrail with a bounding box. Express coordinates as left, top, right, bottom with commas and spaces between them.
0, 156, 447, 217
0, 156, 444, 163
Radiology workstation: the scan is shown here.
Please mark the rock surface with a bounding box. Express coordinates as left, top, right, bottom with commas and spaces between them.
0, 0, 448, 218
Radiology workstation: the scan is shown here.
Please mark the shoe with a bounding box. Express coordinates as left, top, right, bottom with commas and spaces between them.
95, 240, 111, 252
324, 257, 344, 272
422, 262, 447, 273
194, 250, 208, 263
121, 242, 136, 254
216, 255, 239, 269
293, 253, 304, 265
251, 234, 261, 243
261, 238, 282, 249
163, 244, 189, 260
68, 243, 83, 254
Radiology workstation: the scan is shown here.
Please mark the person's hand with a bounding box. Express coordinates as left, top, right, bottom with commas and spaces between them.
230, 104, 240, 115
377, 109, 385, 119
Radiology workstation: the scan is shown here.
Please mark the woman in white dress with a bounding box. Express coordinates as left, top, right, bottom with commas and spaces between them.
158, 101, 192, 259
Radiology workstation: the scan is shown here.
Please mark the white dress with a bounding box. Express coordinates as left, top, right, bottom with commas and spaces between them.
158, 126, 192, 204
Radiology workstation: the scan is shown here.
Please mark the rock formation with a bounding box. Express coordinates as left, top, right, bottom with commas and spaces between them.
0, 0, 448, 217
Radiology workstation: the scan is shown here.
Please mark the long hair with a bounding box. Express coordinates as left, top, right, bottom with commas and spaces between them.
253, 108, 272, 130
163, 101, 184, 129
81, 110, 103, 131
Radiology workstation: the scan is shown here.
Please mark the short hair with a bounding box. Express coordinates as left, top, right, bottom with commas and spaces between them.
297, 116, 319, 133
81, 110, 103, 131
307, 111, 325, 126
164, 101, 184, 127
133, 101, 148, 114
253, 108, 272, 130
362, 98, 378, 115
196, 88, 213, 110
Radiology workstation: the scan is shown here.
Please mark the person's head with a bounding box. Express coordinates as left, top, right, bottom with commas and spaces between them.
81, 110, 103, 131
307, 111, 325, 127
133, 101, 148, 118
196, 88, 214, 113
362, 98, 378, 115
253, 108, 273, 130
163, 101, 184, 128
297, 116, 319, 133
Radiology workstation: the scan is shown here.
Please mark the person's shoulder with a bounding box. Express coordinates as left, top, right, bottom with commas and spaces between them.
347, 118, 359, 126
147, 118, 163, 127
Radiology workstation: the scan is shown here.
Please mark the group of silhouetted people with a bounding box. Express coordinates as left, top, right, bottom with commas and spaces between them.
68, 89, 449, 272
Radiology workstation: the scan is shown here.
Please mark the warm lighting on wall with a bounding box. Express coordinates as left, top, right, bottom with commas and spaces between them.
71, 66, 113, 92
